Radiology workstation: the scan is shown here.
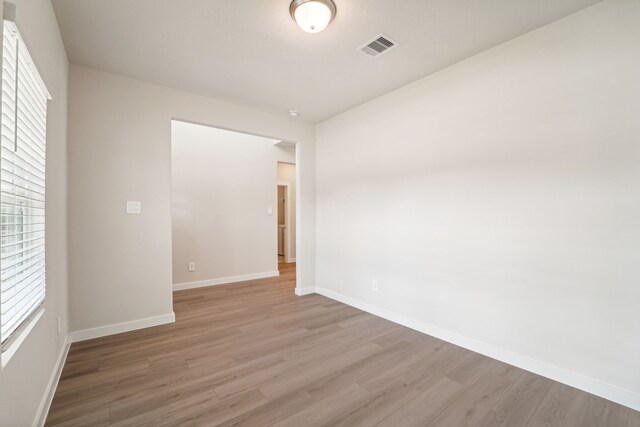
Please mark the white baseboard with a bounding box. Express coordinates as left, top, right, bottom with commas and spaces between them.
173, 271, 280, 291
69, 312, 176, 343
287, 257, 296, 263
294, 287, 314, 296
35, 336, 70, 427
315, 287, 640, 412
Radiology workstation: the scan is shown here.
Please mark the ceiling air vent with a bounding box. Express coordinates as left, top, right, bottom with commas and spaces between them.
358, 34, 398, 58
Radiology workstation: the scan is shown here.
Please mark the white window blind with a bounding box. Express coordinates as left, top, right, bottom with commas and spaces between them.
0, 19, 50, 347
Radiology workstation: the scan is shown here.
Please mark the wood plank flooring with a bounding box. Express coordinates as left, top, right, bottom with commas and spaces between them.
46, 263, 640, 426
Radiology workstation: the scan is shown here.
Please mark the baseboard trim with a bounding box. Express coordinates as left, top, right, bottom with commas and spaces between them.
287, 257, 296, 263
34, 336, 70, 427
315, 287, 640, 411
173, 271, 280, 291
69, 312, 176, 343
294, 287, 314, 296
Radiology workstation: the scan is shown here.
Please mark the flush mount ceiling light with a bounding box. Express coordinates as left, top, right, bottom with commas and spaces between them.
290, 0, 336, 33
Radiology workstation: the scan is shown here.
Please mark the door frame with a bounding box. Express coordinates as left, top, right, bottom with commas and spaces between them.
276, 181, 293, 263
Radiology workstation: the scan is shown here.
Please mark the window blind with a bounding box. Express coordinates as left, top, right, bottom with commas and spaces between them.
0, 19, 50, 346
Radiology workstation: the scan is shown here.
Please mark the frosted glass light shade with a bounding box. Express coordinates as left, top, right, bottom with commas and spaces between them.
290, 0, 336, 33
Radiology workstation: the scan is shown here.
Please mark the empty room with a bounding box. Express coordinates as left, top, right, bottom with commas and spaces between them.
0, 0, 638, 426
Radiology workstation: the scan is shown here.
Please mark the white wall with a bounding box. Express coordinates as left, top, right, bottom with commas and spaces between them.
67, 64, 315, 334
316, 0, 640, 409
171, 121, 295, 286
0, 1, 69, 426
278, 162, 296, 262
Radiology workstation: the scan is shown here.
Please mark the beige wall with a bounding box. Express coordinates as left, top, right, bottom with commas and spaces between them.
171, 121, 295, 286
67, 64, 315, 333
0, 0, 69, 426
277, 162, 296, 261
316, 0, 640, 408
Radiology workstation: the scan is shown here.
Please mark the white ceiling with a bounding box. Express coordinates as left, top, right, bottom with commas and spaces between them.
51, 0, 600, 122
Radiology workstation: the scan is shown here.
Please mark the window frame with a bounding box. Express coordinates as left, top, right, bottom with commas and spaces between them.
0, 13, 51, 367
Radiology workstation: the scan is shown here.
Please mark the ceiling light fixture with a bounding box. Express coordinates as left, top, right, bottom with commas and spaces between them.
290, 0, 336, 34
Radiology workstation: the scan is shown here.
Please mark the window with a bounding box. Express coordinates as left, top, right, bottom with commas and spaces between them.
0, 18, 50, 349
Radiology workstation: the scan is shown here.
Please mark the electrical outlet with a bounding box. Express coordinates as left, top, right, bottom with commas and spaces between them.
188, 262, 196, 272
372, 280, 379, 292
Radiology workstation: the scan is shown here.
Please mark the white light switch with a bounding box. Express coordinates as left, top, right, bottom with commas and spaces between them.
126, 201, 141, 214
267, 207, 273, 215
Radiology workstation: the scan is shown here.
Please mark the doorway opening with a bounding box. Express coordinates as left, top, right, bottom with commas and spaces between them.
276, 162, 296, 265
277, 185, 286, 263
170, 119, 299, 296
276, 162, 296, 264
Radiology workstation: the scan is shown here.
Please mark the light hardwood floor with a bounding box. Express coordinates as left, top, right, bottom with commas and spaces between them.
46, 263, 640, 426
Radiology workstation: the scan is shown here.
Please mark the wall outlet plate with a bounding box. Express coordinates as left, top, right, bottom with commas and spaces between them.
188, 262, 196, 272
372, 280, 379, 292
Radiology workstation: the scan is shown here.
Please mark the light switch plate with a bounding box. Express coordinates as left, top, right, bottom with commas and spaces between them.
126, 201, 141, 214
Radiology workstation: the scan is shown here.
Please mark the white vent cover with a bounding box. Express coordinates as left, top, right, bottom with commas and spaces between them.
358, 34, 398, 58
